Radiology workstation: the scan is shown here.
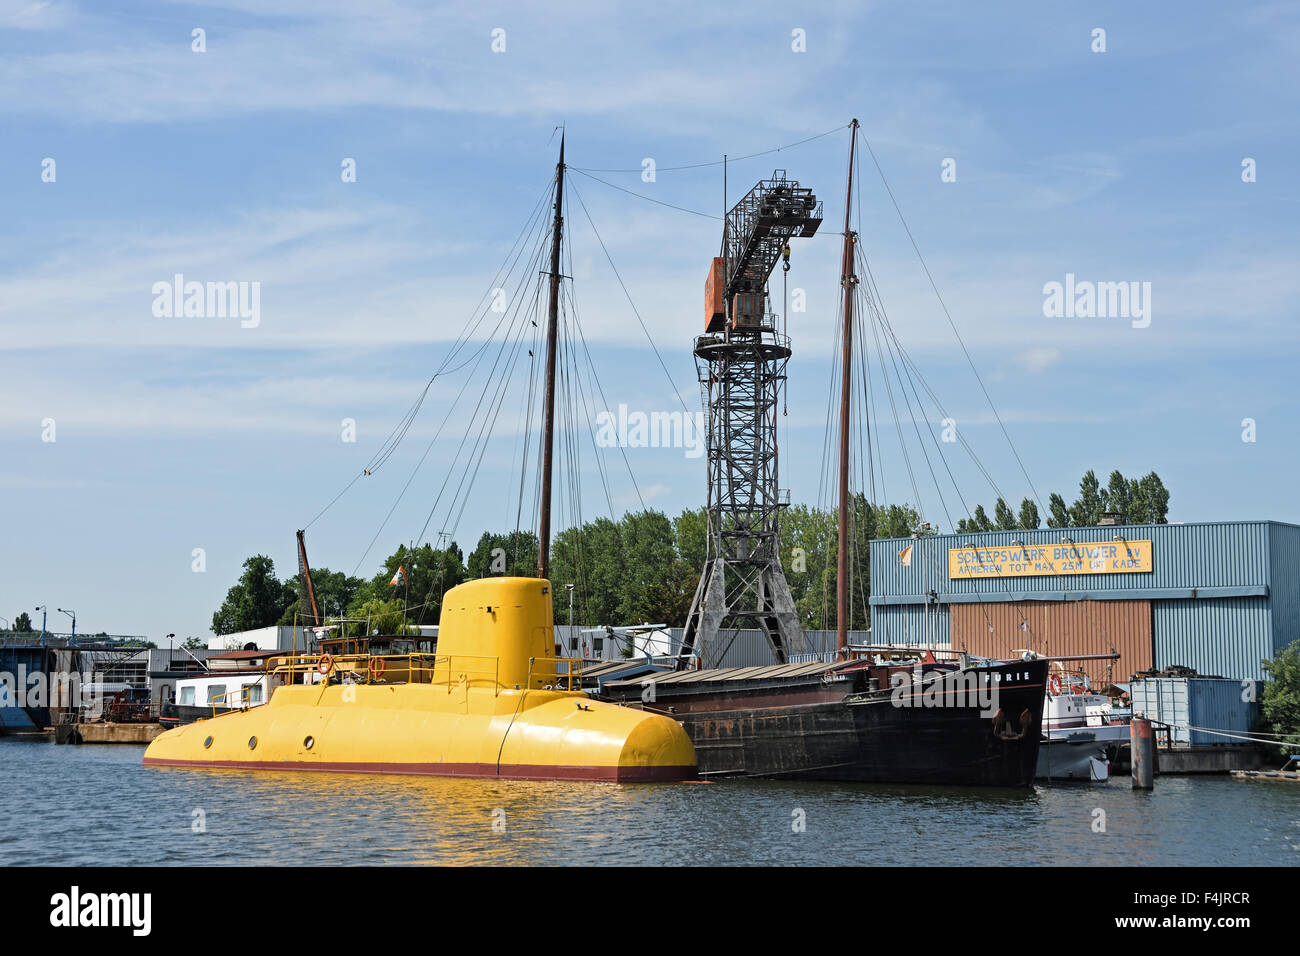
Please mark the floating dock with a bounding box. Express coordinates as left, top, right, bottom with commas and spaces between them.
57, 722, 163, 744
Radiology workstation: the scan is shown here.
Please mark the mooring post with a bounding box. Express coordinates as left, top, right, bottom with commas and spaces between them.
1131, 716, 1155, 790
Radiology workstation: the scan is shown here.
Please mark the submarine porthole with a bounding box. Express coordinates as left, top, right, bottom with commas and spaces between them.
203, 736, 213, 749
304, 736, 315, 749
248, 736, 258, 750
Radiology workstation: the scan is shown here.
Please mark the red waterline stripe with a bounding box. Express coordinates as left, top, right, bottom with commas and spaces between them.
141, 756, 696, 783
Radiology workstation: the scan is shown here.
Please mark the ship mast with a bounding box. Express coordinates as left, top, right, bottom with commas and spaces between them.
538, 133, 565, 581
837, 119, 859, 658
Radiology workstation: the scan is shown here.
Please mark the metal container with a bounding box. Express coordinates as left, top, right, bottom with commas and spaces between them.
1129, 676, 1258, 746
704, 257, 726, 331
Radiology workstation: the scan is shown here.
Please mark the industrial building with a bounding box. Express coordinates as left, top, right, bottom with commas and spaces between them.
869, 520, 1300, 686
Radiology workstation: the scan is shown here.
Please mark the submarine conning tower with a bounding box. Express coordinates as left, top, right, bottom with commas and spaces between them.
436, 577, 566, 691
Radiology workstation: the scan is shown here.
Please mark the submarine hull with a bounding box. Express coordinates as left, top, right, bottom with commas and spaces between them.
143, 681, 697, 783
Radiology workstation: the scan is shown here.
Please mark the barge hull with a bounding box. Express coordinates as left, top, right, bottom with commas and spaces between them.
607, 659, 1047, 787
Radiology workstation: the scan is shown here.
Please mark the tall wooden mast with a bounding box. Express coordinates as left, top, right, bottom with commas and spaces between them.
538, 133, 565, 581
837, 119, 859, 657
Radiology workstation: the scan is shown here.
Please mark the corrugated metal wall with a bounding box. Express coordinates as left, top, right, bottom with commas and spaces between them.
952, 599, 1152, 685
870, 521, 1300, 686
871, 521, 1274, 600
1268, 522, 1300, 656
1130, 677, 1260, 746
869, 604, 951, 648
1152, 596, 1273, 682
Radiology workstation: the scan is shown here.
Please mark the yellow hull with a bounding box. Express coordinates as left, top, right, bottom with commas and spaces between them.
143, 681, 697, 782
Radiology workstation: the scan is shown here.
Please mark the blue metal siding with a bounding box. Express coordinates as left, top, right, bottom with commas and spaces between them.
1152, 597, 1273, 683
1130, 677, 1259, 746
1268, 522, 1300, 657
871, 521, 1276, 601
870, 604, 951, 648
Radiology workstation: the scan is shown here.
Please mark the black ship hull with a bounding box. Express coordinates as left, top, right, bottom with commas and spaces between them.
602, 658, 1047, 787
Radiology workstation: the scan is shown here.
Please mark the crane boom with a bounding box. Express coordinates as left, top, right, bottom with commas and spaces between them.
705, 171, 822, 332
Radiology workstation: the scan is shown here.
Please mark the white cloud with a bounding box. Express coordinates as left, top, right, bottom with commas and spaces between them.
1012, 346, 1062, 373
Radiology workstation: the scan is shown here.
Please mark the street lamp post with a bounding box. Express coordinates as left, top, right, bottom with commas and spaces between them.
35, 605, 47, 642
57, 608, 76, 642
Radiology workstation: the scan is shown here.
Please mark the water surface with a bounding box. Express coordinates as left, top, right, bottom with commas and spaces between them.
2, 739, 1296, 866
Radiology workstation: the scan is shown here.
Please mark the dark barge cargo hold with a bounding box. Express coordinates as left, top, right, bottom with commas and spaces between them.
598, 656, 1048, 786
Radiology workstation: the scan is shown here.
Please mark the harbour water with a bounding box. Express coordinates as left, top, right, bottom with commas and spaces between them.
3, 739, 1297, 866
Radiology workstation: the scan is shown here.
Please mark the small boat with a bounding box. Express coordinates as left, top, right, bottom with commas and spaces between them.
158, 650, 281, 728
1036, 670, 1129, 782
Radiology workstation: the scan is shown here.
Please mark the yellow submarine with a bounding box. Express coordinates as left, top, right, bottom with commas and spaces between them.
143, 577, 697, 782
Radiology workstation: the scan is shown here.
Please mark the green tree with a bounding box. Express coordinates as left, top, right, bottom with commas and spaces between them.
466, 530, 539, 579
617, 510, 688, 624
11, 612, 33, 632
1017, 498, 1040, 529
1069, 470, 1105, 527
550, 518, 623, 625
673, 507, 708, 573
1132, 472, 1170, 524
1102, 469, 1132, 522
340, 598, 415, 637
993, 497, 1018, 530
181, 636, 206, 650
1261, 641, 1300, 756
278, 566, 369, 626
211, 555, 293, 635
1047, 493, 1071, 528
801, 498, 923, 631
348, 543, 467, 627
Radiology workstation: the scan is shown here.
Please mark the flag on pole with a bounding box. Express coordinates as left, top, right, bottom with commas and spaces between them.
389, 565, 407, 587
1018, 620, 1028, 632
898, 544, 913, 566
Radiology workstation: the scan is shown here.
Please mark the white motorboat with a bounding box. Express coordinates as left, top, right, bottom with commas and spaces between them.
1037, 670, 1130, 782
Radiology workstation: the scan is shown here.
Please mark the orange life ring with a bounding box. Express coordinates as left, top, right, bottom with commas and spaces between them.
317, 653, 334, 676
1049, 674, 1062, 695
369, 657, 386, 679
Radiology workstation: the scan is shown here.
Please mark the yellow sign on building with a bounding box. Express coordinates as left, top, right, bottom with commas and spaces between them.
948, 539, 1153, 579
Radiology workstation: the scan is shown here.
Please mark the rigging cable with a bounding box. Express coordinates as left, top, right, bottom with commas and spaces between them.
857, 126, 1045, 514
570, 123, 848, 174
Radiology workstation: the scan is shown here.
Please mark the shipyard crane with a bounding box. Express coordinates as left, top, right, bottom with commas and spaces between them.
681, 171, 823, 668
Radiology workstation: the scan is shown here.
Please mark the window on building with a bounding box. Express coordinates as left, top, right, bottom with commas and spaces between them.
179, 687, 195, 706
207, 685, 227, 704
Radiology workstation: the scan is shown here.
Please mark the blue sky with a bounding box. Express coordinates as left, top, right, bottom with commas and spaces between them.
2, 1, 1297, 641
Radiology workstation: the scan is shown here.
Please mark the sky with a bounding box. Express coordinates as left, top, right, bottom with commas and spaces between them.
2, 0, 1297, 641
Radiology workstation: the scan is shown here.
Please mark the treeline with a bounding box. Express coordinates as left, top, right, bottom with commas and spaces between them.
209, 497, 919, 637
210, 470, 1170, 637
955, 469, 1170, 533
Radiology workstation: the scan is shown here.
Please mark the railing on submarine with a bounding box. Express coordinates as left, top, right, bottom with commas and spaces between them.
265, 653, 586, 693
